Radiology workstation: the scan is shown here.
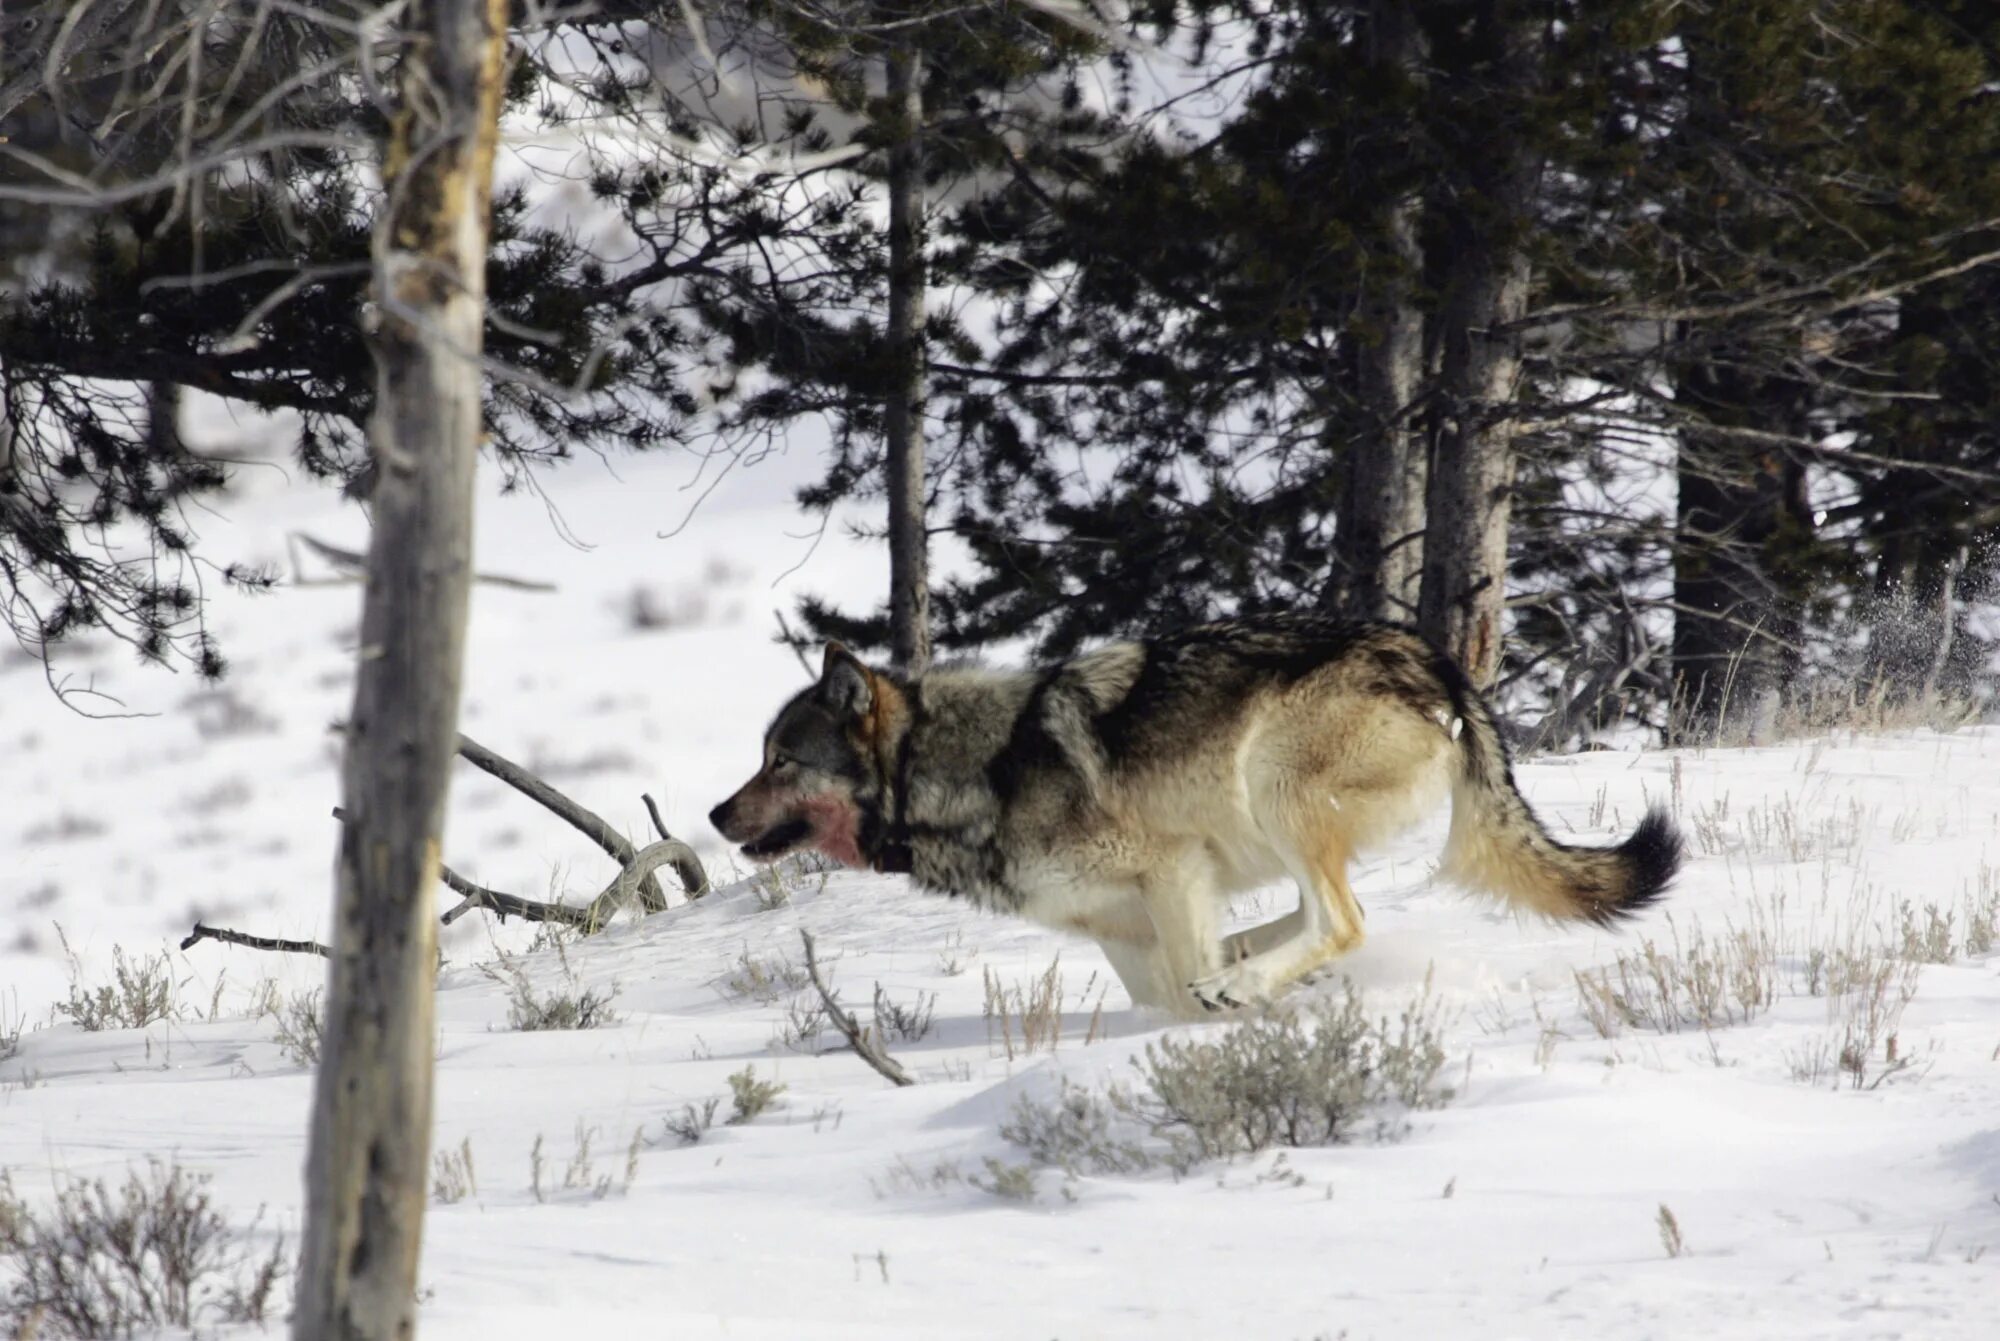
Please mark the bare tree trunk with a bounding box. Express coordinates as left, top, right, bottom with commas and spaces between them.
293, 1, 506, 1336
883, 42, 931, 675
1329, 0, 1427, 623
1416, 5, 1542, 687
146, 381, 182, 457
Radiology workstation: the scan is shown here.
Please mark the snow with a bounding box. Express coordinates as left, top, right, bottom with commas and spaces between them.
4, 409, 1999, 1339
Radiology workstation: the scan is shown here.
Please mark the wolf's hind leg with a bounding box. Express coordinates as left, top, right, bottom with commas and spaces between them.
1190, 835, 1361, 1010
1221, 909, 1303, 964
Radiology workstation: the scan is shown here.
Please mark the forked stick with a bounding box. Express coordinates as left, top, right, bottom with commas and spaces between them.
799, 930, 914, 1088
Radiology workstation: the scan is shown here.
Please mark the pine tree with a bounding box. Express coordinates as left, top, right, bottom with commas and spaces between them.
0, 4, 718, 689
648, 0, 1114, 663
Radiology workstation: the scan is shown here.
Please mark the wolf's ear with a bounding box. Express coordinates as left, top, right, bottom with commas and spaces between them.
818, 642, 873, 719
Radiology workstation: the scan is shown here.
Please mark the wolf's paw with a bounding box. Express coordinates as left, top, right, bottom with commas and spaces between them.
1189, 962, 1269, 1012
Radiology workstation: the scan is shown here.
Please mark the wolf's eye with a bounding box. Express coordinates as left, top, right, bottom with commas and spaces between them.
770, 755, 798, 777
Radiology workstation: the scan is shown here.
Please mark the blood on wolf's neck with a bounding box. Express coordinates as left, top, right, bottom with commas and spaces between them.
800, 792, 866, 868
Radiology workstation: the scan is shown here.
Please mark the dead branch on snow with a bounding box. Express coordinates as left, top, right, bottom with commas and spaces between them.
800, 930, 914, 1088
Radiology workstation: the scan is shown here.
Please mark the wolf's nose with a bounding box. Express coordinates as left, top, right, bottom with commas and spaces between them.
707, 802, 731, 835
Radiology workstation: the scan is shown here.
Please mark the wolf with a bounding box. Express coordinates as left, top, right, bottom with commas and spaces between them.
710, 613, 1681, 1018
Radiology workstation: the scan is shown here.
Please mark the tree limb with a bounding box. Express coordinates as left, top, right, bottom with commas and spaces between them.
799, 930, 914, 1087
326, 802, 706, 933
643, 792, 710, 898
180, 922, 330, 958
291, 532, 558, 593
437, 836, 703, 931
454, 731, 673, 909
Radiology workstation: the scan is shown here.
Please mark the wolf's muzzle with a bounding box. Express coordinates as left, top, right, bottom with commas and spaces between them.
739, 816, 812, 859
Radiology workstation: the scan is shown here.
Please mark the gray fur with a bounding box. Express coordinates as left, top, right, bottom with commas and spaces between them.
713, 613, 1679, 1018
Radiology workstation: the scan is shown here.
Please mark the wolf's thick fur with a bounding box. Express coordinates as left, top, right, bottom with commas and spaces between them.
711, 613, 1680, 1017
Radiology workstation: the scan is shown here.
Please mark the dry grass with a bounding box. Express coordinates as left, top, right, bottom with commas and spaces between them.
432, 1138, 478, 1205
267, 988, 323, 1067
1657, 1203, 1686, 1258
1574, 916, 1779, 1037
983, 958, 1065, 1060
529, 1122, 642, 1202
1668, 663, 1980, 750
720, 948, 810, 1003
1786, 953, 1923, 1090
1568, 876, 1961, 1093
736, 856, 829, 912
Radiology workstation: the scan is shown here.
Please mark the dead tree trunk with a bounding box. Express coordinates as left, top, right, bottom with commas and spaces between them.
1416, 5, 1543, 687
1329, 0, 1427, 622
293, 1, 506, 1337
883, 42, 931, 675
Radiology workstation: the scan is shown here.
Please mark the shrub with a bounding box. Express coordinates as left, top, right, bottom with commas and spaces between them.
55, 940, 177, 1032
1003, 982, 1456, 1180
482, 942, 618, 1031
268, 989, 323, 1067
1001, 1078, 1161, 1176
0, 1161, 284, 1339
871, 984, 937, 1042
726, 1066, 785, 1124
662, 1098, 722, 1146
1135, 984, 1452, 1158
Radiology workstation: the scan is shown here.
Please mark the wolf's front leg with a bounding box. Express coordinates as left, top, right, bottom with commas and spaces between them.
1122, 850, 1223, 1019
1094, 936, 1205, 1021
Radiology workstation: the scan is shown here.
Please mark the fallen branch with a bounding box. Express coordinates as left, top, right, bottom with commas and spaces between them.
799, 930, 913, 1087
439, 837, 706, 932
643, 791, 709, 898
180, 923, 330, 958
291, 531, 557, 592
433, 864, 572, 927
455, 731, 672, 911
326, 803, 704, 933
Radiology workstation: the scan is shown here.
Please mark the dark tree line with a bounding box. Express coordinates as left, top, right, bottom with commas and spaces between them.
7, 0, 1999, 741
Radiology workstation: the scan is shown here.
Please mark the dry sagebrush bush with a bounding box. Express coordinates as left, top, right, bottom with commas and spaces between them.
0, 1160, 284, 1339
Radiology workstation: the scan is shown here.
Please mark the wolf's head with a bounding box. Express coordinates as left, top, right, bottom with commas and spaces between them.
709, 644, 894, 869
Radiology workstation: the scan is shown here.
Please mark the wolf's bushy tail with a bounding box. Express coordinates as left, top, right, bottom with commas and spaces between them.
1432, 659, 1682, 925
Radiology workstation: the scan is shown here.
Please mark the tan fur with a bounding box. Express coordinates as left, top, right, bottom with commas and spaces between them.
1029, 652, 1467, 1016
715, 618, 1675, 1019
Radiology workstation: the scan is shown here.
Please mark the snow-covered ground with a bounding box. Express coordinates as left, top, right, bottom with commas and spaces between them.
4, 406, 1998, 1339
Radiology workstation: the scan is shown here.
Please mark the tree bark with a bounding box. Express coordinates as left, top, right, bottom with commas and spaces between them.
1416, 6, 1542, 686
883, 42, 931, 675
146, 381, 182, 458
293, 1, 506, 1337
1330, 0, 1427, 623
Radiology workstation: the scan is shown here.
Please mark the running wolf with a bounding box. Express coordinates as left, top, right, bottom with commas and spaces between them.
710, 613, 1680, 1018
